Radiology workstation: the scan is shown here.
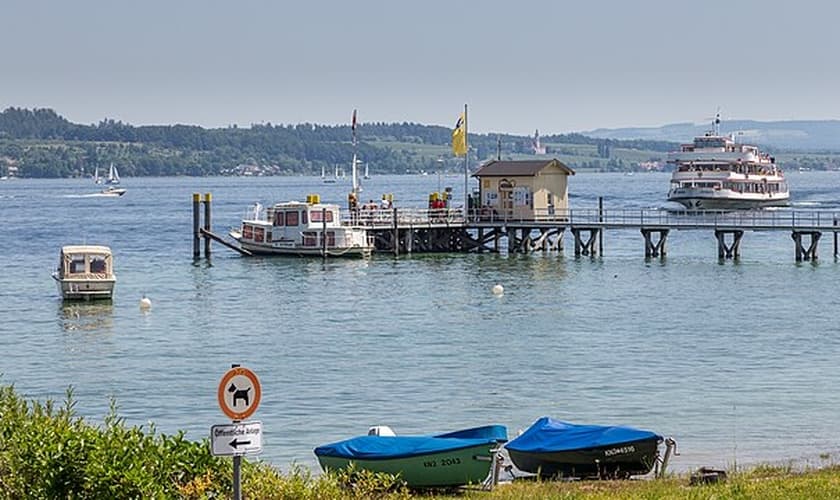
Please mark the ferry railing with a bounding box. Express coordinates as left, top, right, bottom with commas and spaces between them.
343, 208, 840, 232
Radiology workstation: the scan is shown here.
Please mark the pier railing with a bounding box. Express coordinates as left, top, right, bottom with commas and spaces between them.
344, 207, 840, 232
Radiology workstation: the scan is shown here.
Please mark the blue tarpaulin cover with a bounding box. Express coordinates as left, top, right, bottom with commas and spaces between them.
505, 417, 661, 453
314, 425, 507, 460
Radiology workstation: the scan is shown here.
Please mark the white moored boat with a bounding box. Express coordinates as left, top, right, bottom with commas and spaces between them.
667, 117, 789, 210
52, 245, 116, 300
231, 195, 373, 257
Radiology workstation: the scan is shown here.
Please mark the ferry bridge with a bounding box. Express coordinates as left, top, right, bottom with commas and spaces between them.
348, 207, 840, 261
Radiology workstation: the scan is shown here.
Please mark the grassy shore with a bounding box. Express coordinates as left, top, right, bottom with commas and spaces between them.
2, 383, 838, 499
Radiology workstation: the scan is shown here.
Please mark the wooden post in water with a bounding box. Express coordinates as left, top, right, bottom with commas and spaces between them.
321, 208, 327, 259
192, 193, 201, 259
393, 207, 399, 256
203, 193, 212, 258
598, 196, 604, 255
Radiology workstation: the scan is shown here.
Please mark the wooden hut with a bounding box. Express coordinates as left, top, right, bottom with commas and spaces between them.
472, 159, 575, 220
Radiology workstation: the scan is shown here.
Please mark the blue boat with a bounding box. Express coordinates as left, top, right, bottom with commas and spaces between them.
505, 417, 662, 479
314, 425, 507, 488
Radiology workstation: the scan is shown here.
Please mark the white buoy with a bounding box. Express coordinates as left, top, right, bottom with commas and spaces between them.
139, 295, 152, 310
492, 284, 504, 296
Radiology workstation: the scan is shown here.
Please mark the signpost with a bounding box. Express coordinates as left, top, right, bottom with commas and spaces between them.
210, 421, 263, 456
213, 364, 262, 500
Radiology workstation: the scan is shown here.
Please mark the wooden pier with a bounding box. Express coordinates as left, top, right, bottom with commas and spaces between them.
192, 193, 840, 262
352, 207, 840, 262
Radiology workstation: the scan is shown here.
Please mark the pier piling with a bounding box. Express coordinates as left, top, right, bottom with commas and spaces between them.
792, 230, 821, 261
641, 228, 669, 258
192, 193, 201, 259
715, 230, 743, 259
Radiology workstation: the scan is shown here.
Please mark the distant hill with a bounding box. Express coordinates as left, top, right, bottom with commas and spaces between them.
583, 120, 840, 152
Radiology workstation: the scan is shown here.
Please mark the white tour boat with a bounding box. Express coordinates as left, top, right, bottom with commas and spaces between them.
230, 195, 373, 257
667, 119, 789, 210
52, 245, 116, 300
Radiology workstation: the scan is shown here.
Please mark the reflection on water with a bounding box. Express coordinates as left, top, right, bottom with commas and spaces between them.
58, 302, 114, 332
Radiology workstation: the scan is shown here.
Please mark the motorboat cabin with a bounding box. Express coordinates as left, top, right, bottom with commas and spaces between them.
232, 196, 373, 257
52, 245, 116, 300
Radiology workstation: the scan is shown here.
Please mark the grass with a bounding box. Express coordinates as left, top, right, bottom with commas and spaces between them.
2, 382, 839, 499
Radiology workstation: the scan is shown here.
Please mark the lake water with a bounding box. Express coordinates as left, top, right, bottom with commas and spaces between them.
1, 171, 839, 474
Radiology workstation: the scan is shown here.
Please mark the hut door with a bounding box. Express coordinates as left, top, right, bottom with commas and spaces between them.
498, 179, 514, 217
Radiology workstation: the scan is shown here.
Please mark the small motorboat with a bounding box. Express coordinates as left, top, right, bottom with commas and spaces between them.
51, 245, 116, 301
314, 424, 507, 488
505, 417, 663, 479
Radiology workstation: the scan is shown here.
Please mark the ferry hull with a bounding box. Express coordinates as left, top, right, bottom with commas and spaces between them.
239, 241, 372, 258
667, 193, 790, 211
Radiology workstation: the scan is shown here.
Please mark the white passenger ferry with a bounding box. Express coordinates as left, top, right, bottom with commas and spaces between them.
230, 195, 373, 257
667, 120, 789, 210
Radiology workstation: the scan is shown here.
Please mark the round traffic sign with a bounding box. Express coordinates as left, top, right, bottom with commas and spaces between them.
217, 366, 261, 420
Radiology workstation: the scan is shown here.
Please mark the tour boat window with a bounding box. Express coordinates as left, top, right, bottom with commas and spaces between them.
273, 211, 284, 226
301, 210, 308, 224
320, 231, 336, 247
310, 210, 334, 223
90, 256, 107, 274
286, 211, 299, 226
243, 224, 253, 239
303, 231, 317, 247
254, 227, 265, 243
69, 255, 86, 274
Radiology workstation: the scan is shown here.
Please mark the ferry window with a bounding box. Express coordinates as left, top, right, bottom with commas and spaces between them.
90, 256, 107, 273
286, 211, 299, 226
254, 227, 265, 242
301, 210, 308, 224
273, 211, 284, 226
310, 210, 333, 223
69, 255, 86, 274
243, 224, 253, 239
320, 231, 336, 247
303, 231, 317, 246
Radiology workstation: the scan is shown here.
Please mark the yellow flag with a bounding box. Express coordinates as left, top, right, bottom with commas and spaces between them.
452, 113, 467, 156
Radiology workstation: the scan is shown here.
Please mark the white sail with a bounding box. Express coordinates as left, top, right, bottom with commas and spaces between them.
107, 163, 120, 185
93, 166, 102, 184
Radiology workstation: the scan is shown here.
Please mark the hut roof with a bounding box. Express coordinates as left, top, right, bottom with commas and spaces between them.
472, 159, 575, 177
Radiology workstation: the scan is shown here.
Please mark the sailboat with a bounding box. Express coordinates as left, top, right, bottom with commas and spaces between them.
106, 163, 120, 185
93, 166, 103, 184
363, 162, 371, 180
322, 164, 336, 183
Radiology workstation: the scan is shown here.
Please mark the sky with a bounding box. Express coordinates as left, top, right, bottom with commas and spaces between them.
3, 0, 839, 135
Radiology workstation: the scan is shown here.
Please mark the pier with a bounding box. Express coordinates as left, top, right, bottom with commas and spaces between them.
193, 193, 840, 262
350, 206, 840, 261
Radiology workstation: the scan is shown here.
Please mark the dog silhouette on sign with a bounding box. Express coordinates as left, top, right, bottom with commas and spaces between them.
228, 383, 251, 407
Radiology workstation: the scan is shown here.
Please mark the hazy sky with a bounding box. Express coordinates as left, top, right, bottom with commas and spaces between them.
3, 0, 838, 135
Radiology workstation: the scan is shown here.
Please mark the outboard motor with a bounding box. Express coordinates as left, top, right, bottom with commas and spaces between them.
367, 425, 396, 436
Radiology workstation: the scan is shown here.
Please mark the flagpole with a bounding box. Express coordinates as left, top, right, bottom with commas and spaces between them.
463, 103, 469, 218
351, 110, 359, 195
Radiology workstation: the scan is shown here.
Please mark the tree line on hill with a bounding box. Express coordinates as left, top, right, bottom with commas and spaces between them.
0, 107, 675, 178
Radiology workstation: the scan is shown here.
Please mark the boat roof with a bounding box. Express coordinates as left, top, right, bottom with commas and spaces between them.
272, 201, 338, 209
60, 245, 112, 255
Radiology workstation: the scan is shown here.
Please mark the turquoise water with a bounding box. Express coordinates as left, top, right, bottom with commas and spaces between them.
1, 172, 839, 473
